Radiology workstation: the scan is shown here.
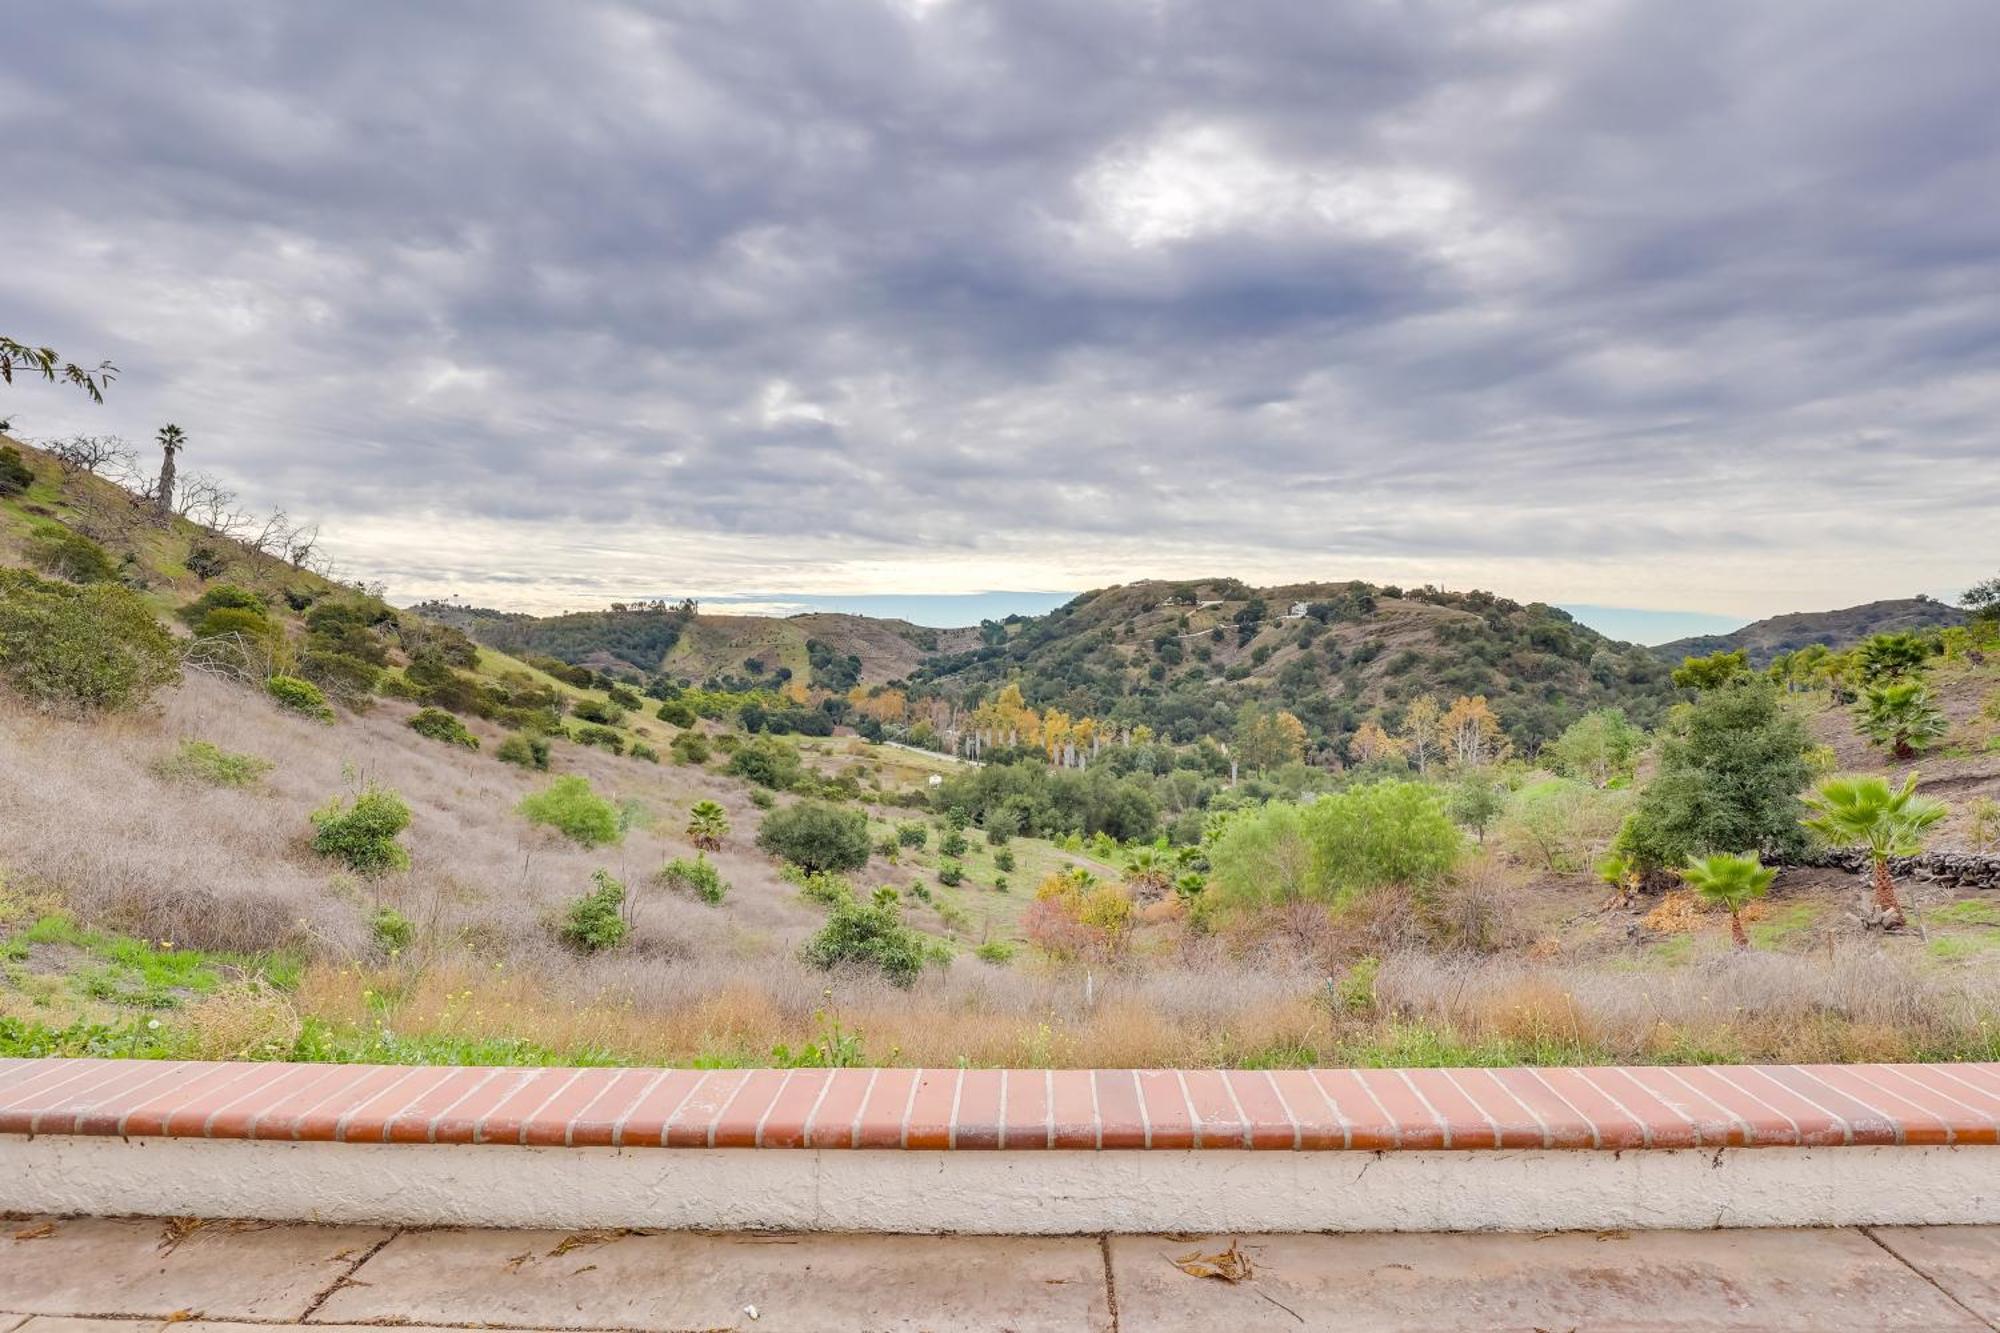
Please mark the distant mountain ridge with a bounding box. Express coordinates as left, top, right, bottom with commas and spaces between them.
1653, 597, 1965, 667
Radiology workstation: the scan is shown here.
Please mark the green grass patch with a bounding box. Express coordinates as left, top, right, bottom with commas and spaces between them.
1746, 903, 1819, 949
1931, 899, 2000, 927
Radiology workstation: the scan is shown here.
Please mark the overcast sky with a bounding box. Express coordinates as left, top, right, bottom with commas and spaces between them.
4, 1, 1996, 625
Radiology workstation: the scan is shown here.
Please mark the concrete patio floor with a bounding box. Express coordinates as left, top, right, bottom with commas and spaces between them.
3, 1217, 1998, 1331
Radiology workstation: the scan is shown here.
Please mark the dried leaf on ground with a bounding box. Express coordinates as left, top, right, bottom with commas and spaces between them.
548, 1228, 627, 1257
158, 1217, 204, 1255
12, 1221, 57, 1241
1171, 1238, 1254, 1282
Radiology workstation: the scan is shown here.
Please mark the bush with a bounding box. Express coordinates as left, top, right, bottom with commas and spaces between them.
657, 854, 728, 905
607, 684, 644, 709
571, 698, 625, 726
994, 848, 1017, 873
266, 675, 334, 722
1206, 780, 1462, 915
1497, 779, 1627, 874
801, 894, 931, 987
518, 775, 624, 847
939, 830, 970, 857
310, 785, 412, 874
178, 584, 268, 626
728, 736, 805, 790
152, 739, 272, 789
496, 734, 551, 770
369, 906, 413, 954
670, 730, 711, 764
896, 822, 928, 848
975, 940, 1017, 965
0, 569, 181, 712
559, 870, 629, 952
408, 707, 479, 749
573, 723, 626, 754
26, 528, 117, 583
0, 445, 33, 495
937, 859, 965, 886
656, 700, 696, 728
757, 800, 872, 872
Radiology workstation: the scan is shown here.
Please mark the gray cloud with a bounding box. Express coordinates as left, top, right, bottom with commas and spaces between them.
3, 0, 1996, 614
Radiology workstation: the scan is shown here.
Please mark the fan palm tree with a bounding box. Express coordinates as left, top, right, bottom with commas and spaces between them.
686, 799, 730, 851
1122, 847, 1174, 900
1859, 681, 1948, 759
1801, 774, 1949, 930
154, 423, 186, 517
1855, 632, 1931, 685
1681, 853, 1774, 949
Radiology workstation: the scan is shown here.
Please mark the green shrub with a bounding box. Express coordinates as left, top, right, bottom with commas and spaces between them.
179, 584, 267, 626
518, 775, 623, 847
939, 830, 970, 857
0, 445, 33, 496
975, 939, 1017, 965
299, 649, 382, 703
1206, 780, 1461, 915
571, 698, 625, 726
559, 870, 629, 952
937, 859, 965, 886
895, 822, 929, 849
0, 569, 180, 712
310, 785, 412, 874
26, 528, 117, 583
791, 868, 857, 907
630, 741, 660, 764
670, 730, 711, 764
151, 739, 272, 789
994, 876, 1010, 893
266, 675, 334, 721
607, 684, 643, 709
657, 854, 728, 905
369, 906, 414, 954
728, 736, 805, 790
801, 894, 931, 987
496, 734, 551, 770
757, 800, 872, 872
408, 707, 479, 749
748, 787, 775, 809
656, 700, 697, 727
994, 848, 1017, 873
573, 723, 625, 754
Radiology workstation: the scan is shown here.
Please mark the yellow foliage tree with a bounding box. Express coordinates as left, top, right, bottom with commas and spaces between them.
1442, 694, 1509, 768
1350, 720, 1407, 765
1401, 694, 1444, 775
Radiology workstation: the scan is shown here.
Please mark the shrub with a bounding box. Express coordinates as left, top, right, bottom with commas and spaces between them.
369, 906, 414, 954
670, 730, 711, 764
408, 707, 479, 749
626, 741, 656, 763
152, 739, 272, 789
1205, 781, 1462, 915
496, 734, 551, 770
994, 848, 1017, 873
0, 445, 33, 495
728, 736, 805, 790
896, 822, 928, 848
1024, 869, 1133, 961
266, 675, 334, 721
656, 700, 697, 728
309, 785, 412, 874
937, 859, 965, 886
657, 854, 728, 905
0, 569, 181, 712
1497, 779, 1627, 874
571, 698, 625, 726
939, 830, 970, 858
518, 775, 623, 847
607, 684, 643, 709
756, 800, 871, 872
26, 528, 117, 583
573, 723, 626, 754
801, 894, 930, 987
179, 584, 267, 626
791, 868, 856, 907
559, 870, 629, 952
975, 939, 1017, 965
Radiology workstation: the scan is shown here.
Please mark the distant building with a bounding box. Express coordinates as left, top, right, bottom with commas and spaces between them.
1287, 602, 1309, 619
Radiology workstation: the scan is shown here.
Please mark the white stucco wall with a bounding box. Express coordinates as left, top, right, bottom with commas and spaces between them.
6, 1137, 1999, 1233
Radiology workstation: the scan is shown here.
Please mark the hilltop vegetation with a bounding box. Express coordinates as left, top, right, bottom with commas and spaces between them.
1657, 597, 1966, 667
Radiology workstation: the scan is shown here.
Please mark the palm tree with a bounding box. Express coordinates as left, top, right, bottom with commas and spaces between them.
1681, 853, 1774, 949
1801, 774, 1949, 930
1859, 681, 1948, 759
1855, 632, 1931, 685
154, 423, 186, 517
686, 800, 729, 851
1122, 847, 1173, 900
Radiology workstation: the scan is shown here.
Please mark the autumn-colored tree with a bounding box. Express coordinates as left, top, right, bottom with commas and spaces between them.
1349, 720, 1407, 766
1400, 694, 1444, 775
1023, 869, 1133, 962
1233, 704, 1306, 771
1442, 694, 1508, 769
851, 686, 908, 724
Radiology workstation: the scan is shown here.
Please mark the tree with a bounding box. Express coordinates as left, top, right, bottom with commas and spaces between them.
1613, 680, 1814, 875
154, 424, 185, 518
1400, 694, 1444, 775
1964, 574, 2000, 625
1349, 720, 1407, 766
802, 892, 931, 986
1858, 681, 1948, 760
1442, 694, 1508, 769
0, 337, 115, 403
1446, 777, 1504, 844
1801, 774, 1948, 930
1681, 853, 1774, 949
1855, 632, 1932, 685
686, 799, 730, 851
1672, 650, 1749, 691
1232, 704, 1305, 771
1122, 846, 1174, 900
756, 800, 871, 872
1542, 708, 1646, 787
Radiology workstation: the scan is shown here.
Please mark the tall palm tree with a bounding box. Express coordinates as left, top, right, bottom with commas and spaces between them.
1801, 774, 1949, 930
686, 799, 730, 851
1681, 853, 1774, 949
154, 423, 186, 517
1859, 681, 1948, 759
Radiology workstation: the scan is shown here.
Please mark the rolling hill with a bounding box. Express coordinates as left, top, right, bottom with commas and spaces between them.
1654, 598, 1966, 667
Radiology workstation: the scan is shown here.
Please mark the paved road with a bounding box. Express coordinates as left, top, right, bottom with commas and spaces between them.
3, 1216, 1998, 1330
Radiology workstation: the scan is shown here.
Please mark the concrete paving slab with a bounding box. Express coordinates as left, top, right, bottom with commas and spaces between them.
312, 1227, 1113, 1331
0, 1217, 388, 1320
1867, 1226, 2000, 1323
16, 1324, 580, 1333
1107, 1229, 1987, 1332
